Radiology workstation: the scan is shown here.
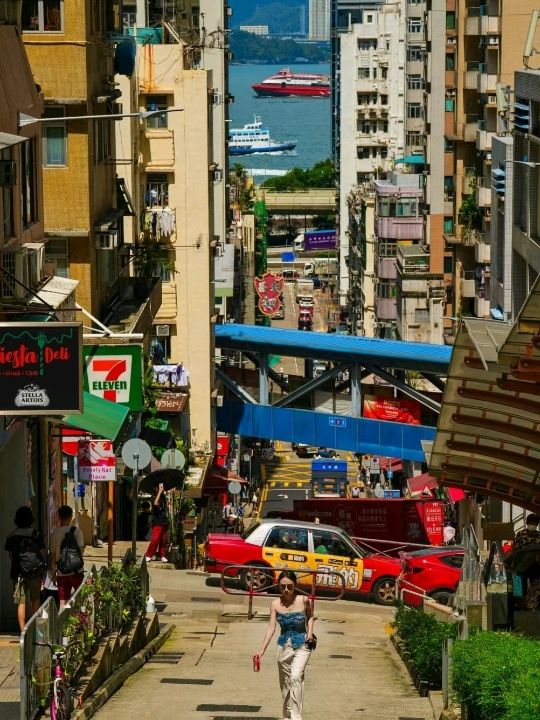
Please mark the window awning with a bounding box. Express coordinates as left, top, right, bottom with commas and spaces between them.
116, 179, 136, 216
62, 391, 129, 442
0, 131, 26, 150
29, 276, 79, 309
394, 155, 425, 165
429, 278, 540, 514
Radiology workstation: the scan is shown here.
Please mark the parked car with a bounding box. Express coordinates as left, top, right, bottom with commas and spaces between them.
314, 447, 338, 459
292, 443, 318, 458
282, 270, 300, 281
398, 546, 465, 607
204, 519, 401, 605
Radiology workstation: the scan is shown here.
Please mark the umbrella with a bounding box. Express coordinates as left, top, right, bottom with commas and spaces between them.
139, 467, 184, 493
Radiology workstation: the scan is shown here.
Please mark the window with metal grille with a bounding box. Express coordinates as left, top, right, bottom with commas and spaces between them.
146, 174, 169, 207
146, 95, 170, 129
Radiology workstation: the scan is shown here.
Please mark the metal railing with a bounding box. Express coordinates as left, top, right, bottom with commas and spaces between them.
220, 564, 346, 619
20, 555, 149, 720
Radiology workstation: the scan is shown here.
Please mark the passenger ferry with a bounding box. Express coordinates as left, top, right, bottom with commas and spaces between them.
252, 68, 330, 97
228, 117, 297, 156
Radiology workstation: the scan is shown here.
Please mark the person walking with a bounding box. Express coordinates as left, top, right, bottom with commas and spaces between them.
50, 505, 85, 609
255, 570, 315, 720
4, 506, 46, 631
144, 483, 169, 562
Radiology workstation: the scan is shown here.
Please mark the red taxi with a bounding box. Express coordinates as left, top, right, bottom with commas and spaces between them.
398, 546, 464, 606
204, 519, 401, 605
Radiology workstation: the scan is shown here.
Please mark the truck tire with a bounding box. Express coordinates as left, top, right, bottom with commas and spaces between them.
371, 577, 397, 606
240, 564, 273, 592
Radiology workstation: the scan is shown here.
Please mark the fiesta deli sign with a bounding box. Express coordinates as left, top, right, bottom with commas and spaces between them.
0, 323, 82, 415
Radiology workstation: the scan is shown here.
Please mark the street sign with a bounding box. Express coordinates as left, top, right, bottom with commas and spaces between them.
329, 416, 347, 428
281, 252, 296, 262
228, 480, 242, 495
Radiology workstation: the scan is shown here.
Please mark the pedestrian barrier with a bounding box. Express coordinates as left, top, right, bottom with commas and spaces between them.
220, 564, 346, 619
20, 553, 149, 720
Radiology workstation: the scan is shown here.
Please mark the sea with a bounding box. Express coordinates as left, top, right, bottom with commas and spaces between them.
228, 63, 331, 178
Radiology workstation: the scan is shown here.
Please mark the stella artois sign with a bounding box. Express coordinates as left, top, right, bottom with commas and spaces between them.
254, 272, 284, 317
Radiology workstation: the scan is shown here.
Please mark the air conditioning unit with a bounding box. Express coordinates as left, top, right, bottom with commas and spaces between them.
487, 94, 496, 104
211, 169, 223, 182
0, 248, 29, 299
155, 324, 170, 337
446, 88, 456, 97
23, 243, 46, 287
488, 36, 499, 45
95, 233, 118, 250
209, 89, 222, 104
0, 160, 17, 187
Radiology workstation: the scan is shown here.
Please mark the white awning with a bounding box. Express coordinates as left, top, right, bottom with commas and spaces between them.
30, 276, 79, 309
0, 132, 26, 151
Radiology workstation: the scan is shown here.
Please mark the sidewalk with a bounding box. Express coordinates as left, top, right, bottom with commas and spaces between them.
92, 568, 436, 720
0, 635, 20, 720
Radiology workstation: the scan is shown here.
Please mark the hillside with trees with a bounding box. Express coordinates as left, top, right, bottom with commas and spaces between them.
230, 0, 306, 34
261, 159, 335, 190
230, 30, 329, 64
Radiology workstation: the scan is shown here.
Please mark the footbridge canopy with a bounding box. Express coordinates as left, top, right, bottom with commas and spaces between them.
215, 324, 452, 462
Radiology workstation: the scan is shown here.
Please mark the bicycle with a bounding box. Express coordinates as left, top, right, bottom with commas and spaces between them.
34, 641, 75, 720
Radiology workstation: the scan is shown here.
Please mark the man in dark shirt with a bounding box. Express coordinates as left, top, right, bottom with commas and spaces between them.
4, 506, 46, 631
513, 514, 540, 552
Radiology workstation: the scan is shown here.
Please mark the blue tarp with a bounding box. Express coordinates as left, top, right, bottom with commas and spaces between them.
394, 155, 426, 165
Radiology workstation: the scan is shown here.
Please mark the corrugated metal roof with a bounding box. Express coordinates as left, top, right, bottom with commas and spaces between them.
215, 324, 451, 373
430, 276, 540, 513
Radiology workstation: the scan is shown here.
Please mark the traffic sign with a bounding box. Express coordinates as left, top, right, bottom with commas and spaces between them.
281, 252, 296, 262
228, 480, 242, 495
329, 416, 347, 428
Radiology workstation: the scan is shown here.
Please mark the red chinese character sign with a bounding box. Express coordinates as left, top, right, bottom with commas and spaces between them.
254, 272, 284, 317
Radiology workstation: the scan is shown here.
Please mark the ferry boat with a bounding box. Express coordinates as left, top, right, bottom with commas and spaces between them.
228, 117, 297, 156
252, 68, 330, 98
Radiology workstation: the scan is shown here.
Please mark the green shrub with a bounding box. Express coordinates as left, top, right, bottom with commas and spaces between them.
393, 604, 458, 687
452, 631, 540, 720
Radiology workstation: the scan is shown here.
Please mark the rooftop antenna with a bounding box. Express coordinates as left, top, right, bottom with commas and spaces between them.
523, 10, 540, 69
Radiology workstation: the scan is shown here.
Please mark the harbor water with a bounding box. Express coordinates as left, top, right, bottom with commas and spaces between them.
228, 63, 331, 174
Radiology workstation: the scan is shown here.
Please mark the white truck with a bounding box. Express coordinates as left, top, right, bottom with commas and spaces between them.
295, 278, 314, 304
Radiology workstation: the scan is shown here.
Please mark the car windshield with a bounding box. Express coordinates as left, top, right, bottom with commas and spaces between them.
242, 520, 260, 539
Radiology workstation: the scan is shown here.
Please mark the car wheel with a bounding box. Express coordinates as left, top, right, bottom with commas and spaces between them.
372, 576, 397, 606
428, 589, 454, 606
240, 564, 273, 592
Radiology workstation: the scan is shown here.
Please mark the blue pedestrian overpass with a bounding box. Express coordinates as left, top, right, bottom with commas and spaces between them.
214, 325, 452, 462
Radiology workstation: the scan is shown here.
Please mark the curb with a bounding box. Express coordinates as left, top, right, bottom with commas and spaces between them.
72, 624, 174, 720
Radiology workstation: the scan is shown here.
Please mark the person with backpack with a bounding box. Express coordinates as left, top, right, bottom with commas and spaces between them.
4, 506, 46, 631
50, 505, 85, 609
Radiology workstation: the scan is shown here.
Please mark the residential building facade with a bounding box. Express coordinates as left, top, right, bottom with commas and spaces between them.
310, 0, 331, 41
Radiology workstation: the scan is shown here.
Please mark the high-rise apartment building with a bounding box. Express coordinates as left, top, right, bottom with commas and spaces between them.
115, 0, 227, 451
338, 4, 405, 335
310, 0, 331, 41
437, 0, 537, 329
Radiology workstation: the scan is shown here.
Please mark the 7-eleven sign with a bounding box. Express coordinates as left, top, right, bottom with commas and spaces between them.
83, 346, 143, 410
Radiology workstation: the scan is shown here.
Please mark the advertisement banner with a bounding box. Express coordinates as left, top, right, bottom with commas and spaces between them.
363, 397, 422, 425
0, 322, 82, 415
83, 345, 143, 410
303, 230, 337, 251
78, 439, 116, 482
254, 272, 284, 317
216, 435, 230, 467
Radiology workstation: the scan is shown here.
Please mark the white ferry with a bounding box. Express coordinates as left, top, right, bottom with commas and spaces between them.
228, 117, 297, 156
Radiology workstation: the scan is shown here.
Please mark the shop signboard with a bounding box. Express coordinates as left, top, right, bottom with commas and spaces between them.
363, 396, 422, 425
216, 435, 230, 467
78, 439, 116, 482
154, 392, 188, 413
254, 272, 284, 317
0, 322, 82, 415
83, 345, 143, 411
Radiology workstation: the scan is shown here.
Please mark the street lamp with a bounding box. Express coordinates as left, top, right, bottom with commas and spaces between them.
18, 108, 184, 127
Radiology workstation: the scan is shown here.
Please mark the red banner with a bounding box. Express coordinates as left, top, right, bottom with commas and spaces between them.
216, 435, 230, 467
363, 397, 421, 424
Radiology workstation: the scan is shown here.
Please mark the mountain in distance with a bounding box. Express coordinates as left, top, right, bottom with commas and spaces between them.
229, 0, 307, 35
